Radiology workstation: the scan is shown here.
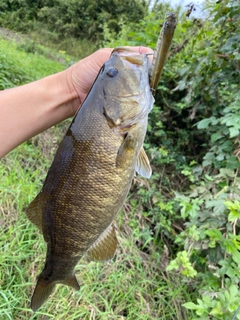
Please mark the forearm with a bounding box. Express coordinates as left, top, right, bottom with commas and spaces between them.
0, 70, 80, 158
0, 47, 150, 159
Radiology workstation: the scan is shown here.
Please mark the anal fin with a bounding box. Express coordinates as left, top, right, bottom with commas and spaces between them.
86, 223, 118, 262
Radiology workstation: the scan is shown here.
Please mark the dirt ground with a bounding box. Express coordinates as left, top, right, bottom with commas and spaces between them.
0, 27, 25, 42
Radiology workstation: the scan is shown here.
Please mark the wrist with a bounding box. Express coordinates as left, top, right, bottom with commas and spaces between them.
56, 68, 81, 118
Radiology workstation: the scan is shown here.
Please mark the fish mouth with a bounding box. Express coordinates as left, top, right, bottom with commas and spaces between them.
112, 47, 145, 66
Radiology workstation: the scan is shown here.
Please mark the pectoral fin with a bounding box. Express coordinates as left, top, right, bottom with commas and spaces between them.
116, 133, 136, 168
135, 147, 152, 178
26, 192, 45, 233
86, 223, 118, 262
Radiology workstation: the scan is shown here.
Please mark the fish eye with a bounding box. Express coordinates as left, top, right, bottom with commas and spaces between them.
106, 67, 118, 78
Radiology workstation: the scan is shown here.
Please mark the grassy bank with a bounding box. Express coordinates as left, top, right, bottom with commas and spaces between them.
0, 35, 193, 319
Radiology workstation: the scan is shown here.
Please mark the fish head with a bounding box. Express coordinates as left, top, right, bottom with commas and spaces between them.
101, 47, 154, 132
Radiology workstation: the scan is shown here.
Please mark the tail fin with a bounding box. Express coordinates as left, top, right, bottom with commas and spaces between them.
31, 277, 56, 312
31, 274, 80, 312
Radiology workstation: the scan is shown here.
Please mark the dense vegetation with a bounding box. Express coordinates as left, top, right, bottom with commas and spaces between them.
0, 0, 239, 319
0, 0, 147, 56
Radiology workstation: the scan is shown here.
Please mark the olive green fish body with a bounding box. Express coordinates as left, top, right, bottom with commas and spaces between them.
27, 47, 154, 311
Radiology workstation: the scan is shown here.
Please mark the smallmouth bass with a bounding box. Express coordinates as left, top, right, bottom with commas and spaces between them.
27, 47, 154, 311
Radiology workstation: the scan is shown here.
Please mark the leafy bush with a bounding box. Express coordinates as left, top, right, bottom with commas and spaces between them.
105, 0, 240, 319
0, 0, 147, 43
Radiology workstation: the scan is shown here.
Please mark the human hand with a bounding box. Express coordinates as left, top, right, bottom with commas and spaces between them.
69, 48, 112, 112
67, 46, 153, 115
0, 46, 153, 157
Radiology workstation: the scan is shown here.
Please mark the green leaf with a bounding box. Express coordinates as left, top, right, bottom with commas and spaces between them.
225, 200, 240, 221
205, 229, 222, 241
197, 118, 215, 129
224, 239, 240, 264
219, 168, 235, 178
229, 126, 240, 137
211, 131, 222, 142
182, 302, 199, 310
210, 301, 223, 316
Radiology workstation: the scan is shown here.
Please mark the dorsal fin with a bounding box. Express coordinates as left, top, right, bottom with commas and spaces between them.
26, 192, 44, 233
135, 147, 152, 178
85, 223, 118, 262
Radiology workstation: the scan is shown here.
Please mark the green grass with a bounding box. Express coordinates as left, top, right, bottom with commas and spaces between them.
0, 38, 67, 89
29, 27, 98, 59
0, 141, 193, 319
0, 37, 194, 319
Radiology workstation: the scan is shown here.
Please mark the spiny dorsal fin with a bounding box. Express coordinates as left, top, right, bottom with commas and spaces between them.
86, 223, 118, 262
26, 192, 44, 233
136, 147, 152, 178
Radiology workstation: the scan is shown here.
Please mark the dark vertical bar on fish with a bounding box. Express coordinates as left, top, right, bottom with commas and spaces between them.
150, 12, 177, 93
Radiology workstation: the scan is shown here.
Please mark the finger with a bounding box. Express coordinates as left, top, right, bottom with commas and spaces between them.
101, 46, 153, 54
116, 46, 154, 62
131, 46, 154, 55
